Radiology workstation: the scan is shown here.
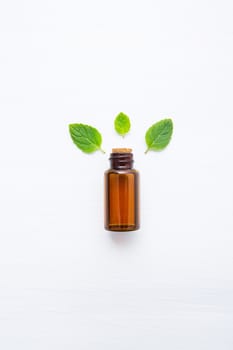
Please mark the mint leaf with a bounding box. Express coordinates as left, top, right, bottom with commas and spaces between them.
114, 112, 131, 136
69, 124, 105, 154
145, 119, 173, 153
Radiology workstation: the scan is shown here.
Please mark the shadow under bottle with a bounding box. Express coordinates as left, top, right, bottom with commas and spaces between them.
104, 149, 140, 232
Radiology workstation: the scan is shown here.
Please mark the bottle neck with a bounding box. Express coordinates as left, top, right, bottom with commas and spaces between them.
110, 152, 134, 170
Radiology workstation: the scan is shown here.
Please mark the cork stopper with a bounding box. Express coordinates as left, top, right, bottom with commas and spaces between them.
112, 148, 132, 153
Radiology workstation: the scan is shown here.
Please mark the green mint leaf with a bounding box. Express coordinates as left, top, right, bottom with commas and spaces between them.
114, 112, 131, 136
145, 118, 173, 153
69, 123, 105, 154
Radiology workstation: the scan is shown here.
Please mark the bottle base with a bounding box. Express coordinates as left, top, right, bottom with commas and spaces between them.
105, 224, 139, 232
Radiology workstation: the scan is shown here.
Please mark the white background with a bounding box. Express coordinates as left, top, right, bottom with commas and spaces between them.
0, 0, 233, 349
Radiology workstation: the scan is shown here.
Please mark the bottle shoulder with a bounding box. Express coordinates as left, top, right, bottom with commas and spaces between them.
105, 168, 139, 175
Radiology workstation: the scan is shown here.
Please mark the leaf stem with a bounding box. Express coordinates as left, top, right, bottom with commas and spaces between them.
144, 148, 149, 154
99, 147, 106, 154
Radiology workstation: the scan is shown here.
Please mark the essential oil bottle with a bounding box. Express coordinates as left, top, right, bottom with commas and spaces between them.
104, 148, 140, 231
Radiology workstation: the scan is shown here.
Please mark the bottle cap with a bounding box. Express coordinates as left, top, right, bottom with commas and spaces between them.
112, 148, 132, 153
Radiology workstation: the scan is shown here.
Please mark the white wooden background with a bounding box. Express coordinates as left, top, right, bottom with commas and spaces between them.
0, 0, 233, 349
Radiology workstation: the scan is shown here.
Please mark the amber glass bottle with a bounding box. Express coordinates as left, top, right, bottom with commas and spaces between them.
104, 148, 140, 231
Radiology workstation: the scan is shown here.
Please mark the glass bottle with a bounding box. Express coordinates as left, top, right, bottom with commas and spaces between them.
104, 148, 140, 231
